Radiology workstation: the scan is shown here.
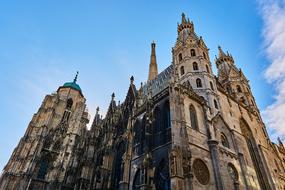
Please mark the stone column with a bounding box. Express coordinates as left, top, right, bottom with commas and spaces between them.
208, 139, 225, 190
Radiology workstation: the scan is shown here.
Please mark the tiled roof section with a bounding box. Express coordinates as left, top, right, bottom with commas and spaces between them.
142, 65, 173, 97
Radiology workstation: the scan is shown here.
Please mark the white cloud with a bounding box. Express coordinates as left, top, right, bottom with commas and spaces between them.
258, 0, 285, 143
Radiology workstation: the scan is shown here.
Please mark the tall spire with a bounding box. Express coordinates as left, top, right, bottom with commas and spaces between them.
148, 42, 158, 81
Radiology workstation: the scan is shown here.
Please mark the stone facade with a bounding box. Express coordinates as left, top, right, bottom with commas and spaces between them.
1, 13, 285, 190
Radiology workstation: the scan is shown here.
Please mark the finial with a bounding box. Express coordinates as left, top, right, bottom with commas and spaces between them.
111, 92, 115, 100
73, 71, 79, 83
96, 106, 100, 113
182, 13, 186, 22
130, 76, 134, 84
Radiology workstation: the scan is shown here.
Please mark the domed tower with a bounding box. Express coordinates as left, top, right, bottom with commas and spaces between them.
0, 72, 90, 190
173, 13, 219, 114
215, 46, 259, 113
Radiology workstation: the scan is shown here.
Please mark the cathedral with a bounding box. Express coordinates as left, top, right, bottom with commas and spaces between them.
1, 13, 285, 190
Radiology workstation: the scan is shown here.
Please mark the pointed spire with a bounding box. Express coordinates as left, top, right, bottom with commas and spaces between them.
218, 46, 226, 58
73, 71, 79, 83
181, 13, 187, 24
148, 42, 158, 81
130, 76, 134, 84
111, 92, 115, 101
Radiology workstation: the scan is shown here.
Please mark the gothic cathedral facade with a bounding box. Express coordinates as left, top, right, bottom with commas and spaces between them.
1, 13, 285, 190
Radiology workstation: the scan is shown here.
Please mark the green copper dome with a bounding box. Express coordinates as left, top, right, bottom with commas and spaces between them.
63, 81, 82, 92
61, 72, 82, 93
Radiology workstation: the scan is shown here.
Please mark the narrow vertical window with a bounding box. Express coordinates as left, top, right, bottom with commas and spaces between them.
221, 133, 230, 148
180, 66, 185, 75
196, 78, 202, 88
189, 105, 198, 130
178, 53, 183, 62
203, 52, 207, 60
190, 49, 196, 56
214, 99, 218, 109
206, 65, 210, 73
210, 81, 214, 90
193, 62, 198, 71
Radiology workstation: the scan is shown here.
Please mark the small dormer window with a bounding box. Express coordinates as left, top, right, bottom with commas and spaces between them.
179, 53, 183, 62
190, 49, 196, 56
193, 62, 198, 71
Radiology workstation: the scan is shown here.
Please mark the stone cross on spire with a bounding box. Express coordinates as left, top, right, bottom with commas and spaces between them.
148, 42, 158, 81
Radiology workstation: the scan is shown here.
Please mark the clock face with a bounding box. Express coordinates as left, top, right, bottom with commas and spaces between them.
193, 159, 210, 185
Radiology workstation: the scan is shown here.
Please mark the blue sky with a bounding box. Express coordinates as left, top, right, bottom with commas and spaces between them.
1, 0, 284, 171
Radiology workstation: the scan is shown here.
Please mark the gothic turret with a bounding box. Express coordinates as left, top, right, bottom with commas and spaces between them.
148, 42, 158, 81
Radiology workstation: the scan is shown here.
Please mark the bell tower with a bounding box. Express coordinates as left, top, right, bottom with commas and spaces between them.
172, 13, 219, 114
215, 46, 259, 113
0, 73, 90, 190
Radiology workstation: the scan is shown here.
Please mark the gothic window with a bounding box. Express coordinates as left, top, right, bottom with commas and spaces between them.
206, 65, 210, 73
240, 97, 246, 104
189, 105, 198, 130
193, 159, 210, 185
113, 141, 126, 189
178, 53, 183, 62
190, 49, 196, 56
180, 66, 185, 75
154, 159, 170, 190
214, 99, 218, 109
236, 85, 242, 93
162, 101, 171, 144
154, 107, 162, 148
133, 120, 141, 155
37, 158, 49, 179
133, 169, 141, 190
210, 81, 214, 90
163, 101, 171, 129
66, 98, 73, 109
193, 62, 198, 71
196, 78, 202, 88
227, 163, 238, 182
203, 52, 207, 60
221, 133, 230, 148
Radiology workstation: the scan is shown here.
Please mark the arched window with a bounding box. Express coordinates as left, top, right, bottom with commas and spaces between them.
210, 81, 214, 90
162, 101, 171, 144
180, 66, 185, 75
214, 99, 218, 109
190, 49, 196, 56
203, 52, 207, 60
154, 107, 162, 148
193, 62, 198, 71
133, 169, 141, 190
154, 159, 170, 190
37, 158, 49, 179
178, 53, 183, 62
133, 120, 141, 155
221, 133, 230, 148
66, 98, 73, 109
189, 105, 198, 130
206, 65, 210, 73
236, 85, 242, 93
196, 78, 202, 88
227, 163, 239, 182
